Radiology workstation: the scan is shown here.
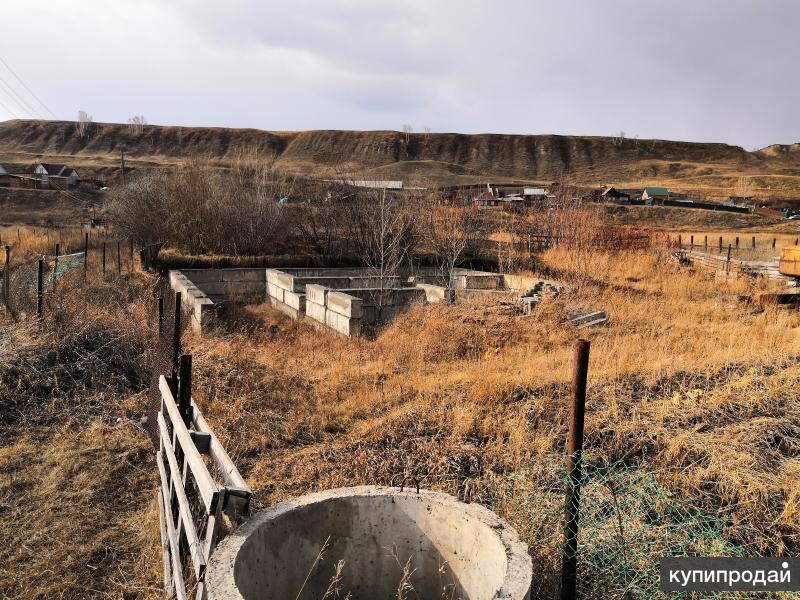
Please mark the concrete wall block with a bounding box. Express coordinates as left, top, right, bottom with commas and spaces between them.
306, 300, 326, 323
347, 276, 401, 289
179, 269, 225, 283
392, 287, 426, 305
415, 283, 453, 303
267, 282, 285, 303
325, 306, 340, 329
272, 272, 295, 292
305, 284, 328, 305
197, 281, 266, 297
329, 312, 361, 336
463, 274, 503, 290
222, 268, 267, 282
283, 290, 306, 313
293, 276, 351, 291
326, 291, 364, 318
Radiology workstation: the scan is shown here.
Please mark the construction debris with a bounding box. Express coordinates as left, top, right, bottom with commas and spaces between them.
569, 310, 608, 329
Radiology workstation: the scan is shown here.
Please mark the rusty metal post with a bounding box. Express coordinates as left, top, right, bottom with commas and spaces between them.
83, 232, 89, 278
752, 236, 756, 250
704, 235, 707, 251
560, 339, 590, 600
726, 244, 732, 273
772, 238, 777, 249
117, 241, 121, 274
178, 354, 192, 425
37, 258, 44, 317
172, 292, 182, 380
735, 236, 739, 249
53, 243, 60, 291
678, 234, 682, 249
102, 242, 107, 275
719, 236, 723, 253
690, 235, 694, 249
3, 245, 10, 311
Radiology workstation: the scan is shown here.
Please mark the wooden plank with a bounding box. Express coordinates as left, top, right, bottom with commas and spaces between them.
157, 486, 174, 598
159, 481, 187, 600
158, 419, 208, 581
160, 376, 218, 514
190, 400, 250, 492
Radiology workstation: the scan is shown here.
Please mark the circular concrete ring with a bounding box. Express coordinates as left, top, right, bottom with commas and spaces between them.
206, 485, 532, 600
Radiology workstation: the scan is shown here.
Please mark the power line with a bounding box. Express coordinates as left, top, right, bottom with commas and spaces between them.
0, 74, 43, 119
0, 55, 57, 119
0, 72, 44, 119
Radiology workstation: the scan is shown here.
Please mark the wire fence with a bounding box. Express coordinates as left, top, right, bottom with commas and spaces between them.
0, 251, 85, 317
475, 457, 762, 600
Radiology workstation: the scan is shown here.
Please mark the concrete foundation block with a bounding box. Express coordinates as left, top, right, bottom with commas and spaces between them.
305, 284, 328, 306
326, 291, 363, 318
222, 268, 267, 282
267, 282, 285, 303
283, 290, 306, 313
306, 300, 326, 323
271, 272, 295, 292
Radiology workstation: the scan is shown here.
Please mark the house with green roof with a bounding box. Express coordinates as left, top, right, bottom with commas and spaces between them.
641, 186, 669, 203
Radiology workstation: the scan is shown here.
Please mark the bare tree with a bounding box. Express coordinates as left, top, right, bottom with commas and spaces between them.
612, 130, 626, 147
427, 204, 481, 293
127, 115, 147, 135
402, 124, 413, 145
76, 110, 93, 139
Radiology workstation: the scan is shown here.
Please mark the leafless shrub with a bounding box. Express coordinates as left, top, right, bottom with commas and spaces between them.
127, 115, 147, 135
426, 204, 483, 288
108, 160, 290, 255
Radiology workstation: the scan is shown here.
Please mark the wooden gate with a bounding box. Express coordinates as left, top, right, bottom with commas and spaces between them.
156, 361, 251, 600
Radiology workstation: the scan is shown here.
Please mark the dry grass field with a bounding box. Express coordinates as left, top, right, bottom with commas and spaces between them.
1, 206, 799, 598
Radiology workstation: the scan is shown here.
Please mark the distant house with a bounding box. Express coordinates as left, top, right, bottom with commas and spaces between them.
473, 191, 501, 209
523, 187, 549, 200
641, 187, 669, 204
342, 180, 403, 190
28, 163, 81, 189
0, 164, 9, 187
601, 187, 631, 204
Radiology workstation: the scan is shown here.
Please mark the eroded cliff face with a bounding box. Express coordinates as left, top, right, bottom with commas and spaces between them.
0, 119, 795, 197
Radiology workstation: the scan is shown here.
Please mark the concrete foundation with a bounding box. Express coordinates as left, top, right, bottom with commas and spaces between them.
169, 266, 561, 337
205, 486, 532, 600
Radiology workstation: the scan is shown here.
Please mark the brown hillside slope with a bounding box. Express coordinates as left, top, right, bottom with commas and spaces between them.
0, 119, 798, 199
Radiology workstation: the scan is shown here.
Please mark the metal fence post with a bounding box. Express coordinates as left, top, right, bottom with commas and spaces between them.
726, 244, 732, 273
560, 339, 590, 600
3, 245, 11, 312
117, 241, 121, 275
172, 292, 182, 381
102, 242, 107, 276
84, 232, 89, 278
178, 354, 192, 426
37, 258, 44, 317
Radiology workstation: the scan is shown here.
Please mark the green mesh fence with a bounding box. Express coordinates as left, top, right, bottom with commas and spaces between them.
475, 458, 762, 600
1, 252, 85, 316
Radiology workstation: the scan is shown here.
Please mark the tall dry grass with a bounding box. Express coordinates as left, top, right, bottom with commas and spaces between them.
183, 243, 799, 559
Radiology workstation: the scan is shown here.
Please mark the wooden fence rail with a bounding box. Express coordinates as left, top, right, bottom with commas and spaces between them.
680, 249, 789, 281
157, 369, 251, 600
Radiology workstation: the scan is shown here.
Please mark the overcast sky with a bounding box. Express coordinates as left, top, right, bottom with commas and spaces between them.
0, 0, 797, 149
